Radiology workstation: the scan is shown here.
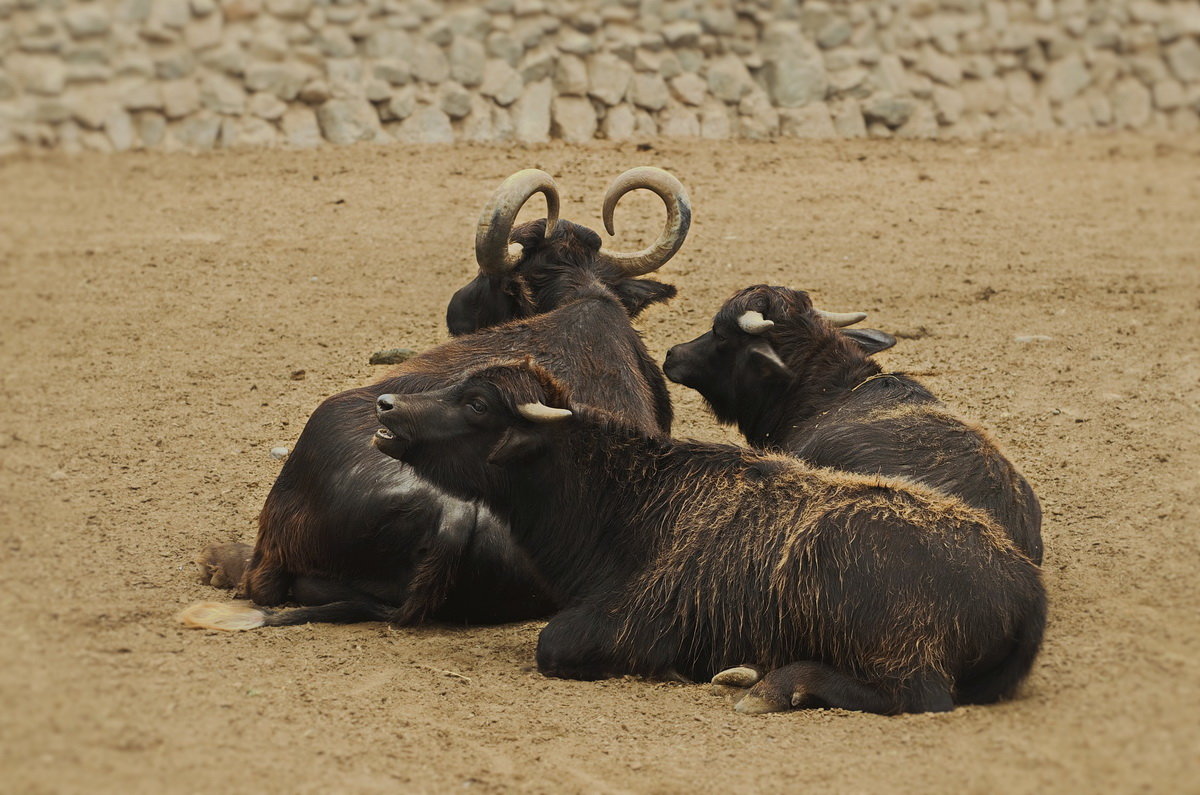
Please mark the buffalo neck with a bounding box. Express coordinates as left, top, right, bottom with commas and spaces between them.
740, 333, 882, 449
499, 415, 703, 606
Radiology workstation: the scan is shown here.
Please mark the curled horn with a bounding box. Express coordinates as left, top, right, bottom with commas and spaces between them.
517, 402, 573, 423
816, 309, 868, 328
475, 169, 560, 275
597, 167, 692, 277
737, 311, 775, 335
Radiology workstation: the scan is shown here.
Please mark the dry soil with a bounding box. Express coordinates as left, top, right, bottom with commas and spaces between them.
1, 136, 1198, 794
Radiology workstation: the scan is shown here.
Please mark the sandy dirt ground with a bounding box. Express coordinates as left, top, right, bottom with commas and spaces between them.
1, 136, 1198, 794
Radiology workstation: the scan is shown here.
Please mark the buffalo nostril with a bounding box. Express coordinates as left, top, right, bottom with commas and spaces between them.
377, 395, 396, 413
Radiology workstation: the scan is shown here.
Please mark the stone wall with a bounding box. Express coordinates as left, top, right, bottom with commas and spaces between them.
1, 0, 1199, 152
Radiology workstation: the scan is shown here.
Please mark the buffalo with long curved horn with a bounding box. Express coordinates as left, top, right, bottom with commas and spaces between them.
185, 166, 693, 632
449, 165, 691, 336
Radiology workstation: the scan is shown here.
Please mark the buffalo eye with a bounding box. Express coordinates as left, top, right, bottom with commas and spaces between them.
467, 398, 488, 415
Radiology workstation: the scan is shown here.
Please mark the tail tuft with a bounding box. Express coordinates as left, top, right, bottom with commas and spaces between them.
177, 601, 268, 631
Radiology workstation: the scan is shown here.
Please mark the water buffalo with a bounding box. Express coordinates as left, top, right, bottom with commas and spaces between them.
181, 168, 692, 630
367, 360, 1046, 714
663, 285, 1043, 564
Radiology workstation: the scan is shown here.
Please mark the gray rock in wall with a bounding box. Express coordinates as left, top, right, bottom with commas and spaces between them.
707, 54, 753, 102
699, 100, 732, 138
1045, 54, 1091, 103
374, 60, 413, 87
69, 90, 114, 129
104, 108, 135, 150
450, 37, 486, 86
13, 55, 67, 95
480, 59, 523, 105
1166, 38, 1200, 82
65, 6, 112, 38
136, 111, 167, 147
3, 0, 1200, 150
201, 74, 246, 114
588, 52, 631, 105
316, 97, 383, 144
1113, 78, 1153, 127
831, 100, 867, 138
660, 104, 700, 137
249, 91, 287, 120
551, 94, 596, 141
630, 72, 668, 110
397, 105, 454, 143
601, 102, 636, 140
669, 72, 707, 106
513, 78, 551, 142
738, 90, 779, 138
554, 54, 588, 96
862, 93, 917, 129
383, 87, 416, 121
780, 102, 836, 138
411, 40, 450, 84
439, 81, 471, 118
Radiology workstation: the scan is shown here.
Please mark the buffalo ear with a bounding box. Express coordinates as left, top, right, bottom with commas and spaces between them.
612, 279, 677, 318
746, 340, 793, 381
487, 427, 547, 467
841, 328, 897, 355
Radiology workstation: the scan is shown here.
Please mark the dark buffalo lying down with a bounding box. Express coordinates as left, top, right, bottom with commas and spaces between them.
663, 284, 1044, 565
180, 167, 691, 631
371, 361, 1047, 715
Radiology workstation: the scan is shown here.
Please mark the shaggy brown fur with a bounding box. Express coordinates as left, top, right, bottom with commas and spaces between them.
374, 362, 1046, 715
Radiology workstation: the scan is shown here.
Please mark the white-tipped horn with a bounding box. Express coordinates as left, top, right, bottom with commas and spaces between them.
816, 309, 868, 328
737, 310, 775, 335
517, 402, 573, 423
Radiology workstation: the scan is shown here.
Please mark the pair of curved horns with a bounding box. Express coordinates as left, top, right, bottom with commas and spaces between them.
475, 167, 692, 278
737, 308, 868, 336
517, 402, 573, 423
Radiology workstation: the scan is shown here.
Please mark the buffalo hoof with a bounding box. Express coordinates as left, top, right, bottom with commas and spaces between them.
195, 543, 253, 590
710, 665, 763, 701
712, 666, 762, 688
733, 690, 792, 715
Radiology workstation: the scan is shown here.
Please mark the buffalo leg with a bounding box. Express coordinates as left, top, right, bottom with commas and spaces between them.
195, 543, 253, 590
242, 550, 290, 605
535, 607, 620, 681
902, 672, 954, 713
733, 662, 899, 715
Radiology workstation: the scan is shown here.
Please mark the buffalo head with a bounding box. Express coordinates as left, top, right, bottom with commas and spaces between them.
446, 168, 691, 335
